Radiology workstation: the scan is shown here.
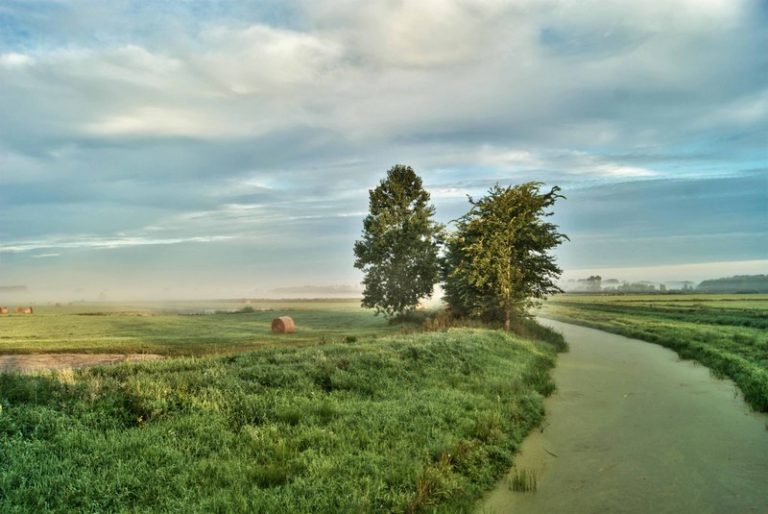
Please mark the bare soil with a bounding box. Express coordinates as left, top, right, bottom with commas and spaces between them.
0, 353, 163, 373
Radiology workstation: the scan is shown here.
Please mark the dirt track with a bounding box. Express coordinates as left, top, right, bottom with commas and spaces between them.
0, 353, 163, 373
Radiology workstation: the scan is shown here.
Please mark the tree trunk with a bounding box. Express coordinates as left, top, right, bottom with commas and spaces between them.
504, 306, 511, 332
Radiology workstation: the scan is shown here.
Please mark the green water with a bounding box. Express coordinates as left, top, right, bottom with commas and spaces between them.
479, 320, 768, 513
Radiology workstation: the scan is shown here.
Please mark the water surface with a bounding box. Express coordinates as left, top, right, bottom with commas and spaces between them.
479, 320, 768, 513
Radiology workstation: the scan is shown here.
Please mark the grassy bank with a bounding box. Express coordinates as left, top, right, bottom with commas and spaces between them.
0, 300, 404, 356
0, 327, 561, 513
541, 294, 768, 411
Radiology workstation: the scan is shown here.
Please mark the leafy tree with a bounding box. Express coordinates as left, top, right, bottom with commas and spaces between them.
441, 225, 504, 322
443, 182, 567, 330
580, 275, 602, 292
354, 165, 443, 318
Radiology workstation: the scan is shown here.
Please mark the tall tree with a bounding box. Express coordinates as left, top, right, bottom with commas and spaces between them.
444, 182, 567, 330
354, 165, 443, 318
441, 225, 505, 322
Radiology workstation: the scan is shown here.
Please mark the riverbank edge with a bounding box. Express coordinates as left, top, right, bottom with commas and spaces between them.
542, 313, 768, 412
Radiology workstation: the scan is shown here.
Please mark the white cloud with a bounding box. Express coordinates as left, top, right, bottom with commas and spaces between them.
423, 145, 659, 178
323, 0, 516, 68
194, 24, 343, 95
430, 187, 471, 199
83, 106, 222, 137
0, 52, 32, 67
694, 88, 768, 129
0, 234, 236, 254
476, 147, 544, 169
2, 0, 762, 147
564, 152, 658, 178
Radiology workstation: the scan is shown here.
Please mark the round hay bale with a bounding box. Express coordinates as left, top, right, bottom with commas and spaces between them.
271, 316, 296, 334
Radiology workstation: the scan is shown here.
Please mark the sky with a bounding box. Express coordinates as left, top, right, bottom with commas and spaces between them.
0, 0, 766, 300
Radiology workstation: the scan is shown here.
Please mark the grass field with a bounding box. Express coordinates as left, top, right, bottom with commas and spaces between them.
0, 300, 566, 512
0, 329, 562, 513
0, 300, 407, 356
540, 294, 768, 411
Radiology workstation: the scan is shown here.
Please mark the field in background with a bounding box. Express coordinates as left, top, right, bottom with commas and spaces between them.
0, 300, 406, 356
540, 294, 768, 411
0, 327, 563, 513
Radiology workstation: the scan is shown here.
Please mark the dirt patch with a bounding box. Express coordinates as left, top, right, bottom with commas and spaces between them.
0, 353, 164, 373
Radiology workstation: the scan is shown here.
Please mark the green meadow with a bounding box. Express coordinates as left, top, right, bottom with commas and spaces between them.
0, 301, 566, 513
0, 300, 407, 356
540, 294, 768, 411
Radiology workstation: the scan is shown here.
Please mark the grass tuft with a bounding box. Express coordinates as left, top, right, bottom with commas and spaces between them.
509, 467, 538, 492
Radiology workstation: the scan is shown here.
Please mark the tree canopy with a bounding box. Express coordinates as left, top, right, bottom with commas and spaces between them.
353, 165, 443, 318
443, 182, 568, 330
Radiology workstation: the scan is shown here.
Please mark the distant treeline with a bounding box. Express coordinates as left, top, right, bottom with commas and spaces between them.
567, 276, 690, 294
0, 285, 28, 292
696, 275, 768, 294
567, 274, 768, 294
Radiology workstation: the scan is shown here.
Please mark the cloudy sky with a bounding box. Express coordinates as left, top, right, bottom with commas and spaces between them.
0, 0, 766, 299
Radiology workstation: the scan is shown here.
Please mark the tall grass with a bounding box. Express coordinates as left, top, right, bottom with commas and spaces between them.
0, 328, 560, 513
509, 468, 537, 492
423, 311, 568, 353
